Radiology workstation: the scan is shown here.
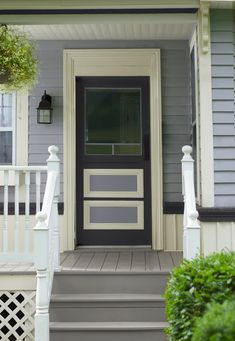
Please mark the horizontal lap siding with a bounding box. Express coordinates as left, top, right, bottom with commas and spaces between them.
211, 10, 235, 207
28, 40, 191, 202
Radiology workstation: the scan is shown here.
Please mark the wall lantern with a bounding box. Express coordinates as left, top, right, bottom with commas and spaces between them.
37, 90, 53, 124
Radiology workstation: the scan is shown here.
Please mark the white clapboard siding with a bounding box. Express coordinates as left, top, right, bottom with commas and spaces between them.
29, 39, 191, 202
164, 214, 183, 251
202, 221, 235, 255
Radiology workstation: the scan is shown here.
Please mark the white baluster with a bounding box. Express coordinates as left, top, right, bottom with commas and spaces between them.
14, 171, 20, 254
36, 171, 41, 213
25, 171, 30, 254
47, 145, 60, 271
3, 170, 9, 253
34, 212, 49, 341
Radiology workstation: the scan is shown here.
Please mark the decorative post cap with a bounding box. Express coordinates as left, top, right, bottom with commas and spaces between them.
48, 145, 59, 162
189, 210, 199, 220
36, 211, 47, 223
182, 145, 192, 155
182, 145, 193, 161
35, 212, 47, 230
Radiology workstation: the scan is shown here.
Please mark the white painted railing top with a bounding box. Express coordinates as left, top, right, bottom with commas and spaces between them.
181, 145, 200, 259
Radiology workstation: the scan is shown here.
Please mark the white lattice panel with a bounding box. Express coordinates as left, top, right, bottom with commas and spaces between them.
0, 291, 35, 341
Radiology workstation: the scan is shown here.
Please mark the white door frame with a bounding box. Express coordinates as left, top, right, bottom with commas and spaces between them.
63, 49, 163, 250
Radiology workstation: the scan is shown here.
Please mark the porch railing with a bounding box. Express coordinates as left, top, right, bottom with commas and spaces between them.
0, 164, 47, 261
0, 145, 60, 341
181, 145, 200, 259
34, 145, 60, 341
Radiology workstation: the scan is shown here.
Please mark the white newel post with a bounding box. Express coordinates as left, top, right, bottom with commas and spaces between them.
47, 145, 60, 271
182, 146, 200, 259
34, 212, 49, 341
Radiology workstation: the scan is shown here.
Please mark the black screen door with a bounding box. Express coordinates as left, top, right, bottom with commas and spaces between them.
76, 76, 151, 245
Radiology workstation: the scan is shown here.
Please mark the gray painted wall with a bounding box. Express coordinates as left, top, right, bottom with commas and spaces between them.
211, 9, 235, 206
28, 40, 191, 202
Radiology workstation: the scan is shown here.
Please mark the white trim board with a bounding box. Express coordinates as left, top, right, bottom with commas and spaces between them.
63, 49, 163, 250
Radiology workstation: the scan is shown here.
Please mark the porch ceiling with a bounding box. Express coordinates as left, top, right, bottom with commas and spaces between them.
15, 21, 196, 40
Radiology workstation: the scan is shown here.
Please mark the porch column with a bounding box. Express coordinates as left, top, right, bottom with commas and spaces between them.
197, 2, 215, 207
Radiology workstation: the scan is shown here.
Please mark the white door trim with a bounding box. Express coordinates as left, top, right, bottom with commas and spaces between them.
63, 48, 163, 250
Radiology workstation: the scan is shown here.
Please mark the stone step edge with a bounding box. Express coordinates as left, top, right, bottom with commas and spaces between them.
55, 270, 171, 275
50, 293, 165, 303
50, 321, 169, 331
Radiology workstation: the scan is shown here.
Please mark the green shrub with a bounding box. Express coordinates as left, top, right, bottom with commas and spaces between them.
192, 299, 235, 341
0, 25, 38, 90
165, 252, 235, 341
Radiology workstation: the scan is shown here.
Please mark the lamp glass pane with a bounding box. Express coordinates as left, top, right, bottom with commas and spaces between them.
38, 109, 51, 123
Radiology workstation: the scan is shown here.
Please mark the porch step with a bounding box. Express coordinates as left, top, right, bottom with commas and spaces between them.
50, 321, 168, 341
50, 261, 171, 340
50, 293, 166, 322
52, 271, 169, 295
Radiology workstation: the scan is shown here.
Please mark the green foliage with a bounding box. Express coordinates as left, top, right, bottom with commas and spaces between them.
0, 25, 38, 90
165, 252, 235, 341
192, 299, 235, 341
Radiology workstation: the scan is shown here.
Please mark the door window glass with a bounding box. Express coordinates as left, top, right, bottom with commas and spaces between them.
85, 88, 142, 155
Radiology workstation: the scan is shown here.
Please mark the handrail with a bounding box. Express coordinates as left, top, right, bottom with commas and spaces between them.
0, 165, 47, 171
34, 145, 60, 341
181, 145, 200, 259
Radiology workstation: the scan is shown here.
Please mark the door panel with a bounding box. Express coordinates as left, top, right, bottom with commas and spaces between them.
76, 76, 151, 245
84, 169, 143, 198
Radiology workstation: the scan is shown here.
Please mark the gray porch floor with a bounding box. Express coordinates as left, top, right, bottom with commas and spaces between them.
60, 250, 183, 272
0, 250, 183, 273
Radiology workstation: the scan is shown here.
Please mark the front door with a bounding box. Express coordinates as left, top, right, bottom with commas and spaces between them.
76, 76, 151, 245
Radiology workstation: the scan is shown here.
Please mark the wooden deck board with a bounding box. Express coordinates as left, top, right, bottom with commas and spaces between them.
0, 250, 183, 273
87, 252, 106, 271
61, 253, 81, 269
116, 252, 132, 272
171, 251, 183, 267
101, 252, 119, 271
72, 252, 94, 270
131, 251, 146, 272
158, 252, 174, 271
146, 251, 161, 272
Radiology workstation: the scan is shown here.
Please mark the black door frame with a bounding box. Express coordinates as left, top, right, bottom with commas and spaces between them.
76, 76, 152, 246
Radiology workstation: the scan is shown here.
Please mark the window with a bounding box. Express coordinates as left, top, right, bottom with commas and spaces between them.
85, 88, 142, 155
0, 92, 16, 165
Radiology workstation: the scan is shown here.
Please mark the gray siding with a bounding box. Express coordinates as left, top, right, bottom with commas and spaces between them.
29, 40, 191, 202
211, 9, 235, 206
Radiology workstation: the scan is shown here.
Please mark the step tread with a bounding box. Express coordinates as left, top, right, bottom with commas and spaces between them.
51, 293, 165, 303
56, 271, 170, 275
50, 321, 169, 331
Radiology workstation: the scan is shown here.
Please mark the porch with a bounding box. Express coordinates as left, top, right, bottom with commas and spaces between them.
0, 249, 183, 273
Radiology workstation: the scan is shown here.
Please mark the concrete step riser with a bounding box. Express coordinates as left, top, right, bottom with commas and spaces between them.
52, 273, 168, 295
50, 304, 166, 322
50, 330, 167, 341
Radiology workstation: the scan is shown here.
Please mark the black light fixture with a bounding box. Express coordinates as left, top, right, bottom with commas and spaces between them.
37, 90, 53, 124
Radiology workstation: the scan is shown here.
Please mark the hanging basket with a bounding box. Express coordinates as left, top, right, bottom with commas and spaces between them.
0, 69, 10, 84
0, 25, 38, 90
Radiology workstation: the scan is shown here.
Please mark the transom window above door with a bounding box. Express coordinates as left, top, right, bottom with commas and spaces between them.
85, 88, 142, 156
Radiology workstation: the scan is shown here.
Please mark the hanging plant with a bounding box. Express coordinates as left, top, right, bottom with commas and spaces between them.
0, 25, 38, 90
